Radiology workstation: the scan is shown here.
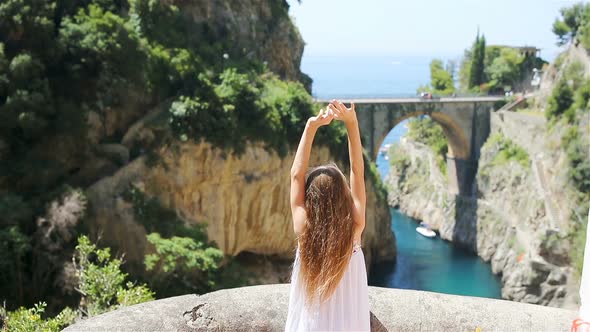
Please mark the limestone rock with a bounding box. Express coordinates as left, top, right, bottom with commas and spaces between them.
63, 284, 577, 332
386, 132, 580, 309
85, 140, 396, 275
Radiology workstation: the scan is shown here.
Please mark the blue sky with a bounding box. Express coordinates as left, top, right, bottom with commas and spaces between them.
287, 0, 586, 61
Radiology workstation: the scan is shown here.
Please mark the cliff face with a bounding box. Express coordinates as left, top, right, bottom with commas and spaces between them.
386, 112, 581, 309
81, 0, 395, 282
174, 0, 309, 85
86, 138, 395, 273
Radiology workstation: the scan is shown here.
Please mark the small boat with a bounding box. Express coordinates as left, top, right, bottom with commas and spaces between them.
416, 222, 436, 238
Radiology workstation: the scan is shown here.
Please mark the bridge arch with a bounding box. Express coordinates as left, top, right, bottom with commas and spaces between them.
372, 110, 470, 162
338, 98, 499, 195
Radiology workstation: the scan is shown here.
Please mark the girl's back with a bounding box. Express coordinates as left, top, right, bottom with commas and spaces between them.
287, 100, 369, 331
285, 240, 370, 331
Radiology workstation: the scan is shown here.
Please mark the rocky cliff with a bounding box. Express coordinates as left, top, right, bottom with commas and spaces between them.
172, 0, 310, 86
79, 0, 395, 284
86, 135, 395, 277
387, 112, 583, 309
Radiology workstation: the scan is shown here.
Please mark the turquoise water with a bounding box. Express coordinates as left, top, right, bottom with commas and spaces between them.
369, 208, 503, 298
369, 127, 502, 299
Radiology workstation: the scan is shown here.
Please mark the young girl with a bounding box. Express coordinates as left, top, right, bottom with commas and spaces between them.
285, 100, 370, 331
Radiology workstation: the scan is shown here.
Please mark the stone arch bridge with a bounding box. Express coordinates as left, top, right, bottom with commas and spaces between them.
317, 97, 504, 196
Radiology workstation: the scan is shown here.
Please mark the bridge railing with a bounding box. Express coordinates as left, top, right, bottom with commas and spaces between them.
314, 95, 507, 104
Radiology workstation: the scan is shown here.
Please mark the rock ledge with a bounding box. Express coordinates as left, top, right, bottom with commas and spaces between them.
64, 284, 576, 331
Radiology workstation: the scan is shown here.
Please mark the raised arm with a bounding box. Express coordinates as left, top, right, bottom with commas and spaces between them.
290, 108, 334, 236
329, 100, 366, 236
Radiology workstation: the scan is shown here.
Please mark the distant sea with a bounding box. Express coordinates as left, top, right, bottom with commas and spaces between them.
301, 54, 454, 99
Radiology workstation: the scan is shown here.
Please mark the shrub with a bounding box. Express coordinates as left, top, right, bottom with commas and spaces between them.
144, 233, 224, 294
486, 133, 529, 169
122, 184, 244, 296
562, 126, 590, 198
3, 302, 76, 332
388, 143, 411, 174
73, 236, 155, 316
546, 79, 574, 120
2, 235, 154, 330
406, 116, 448, 175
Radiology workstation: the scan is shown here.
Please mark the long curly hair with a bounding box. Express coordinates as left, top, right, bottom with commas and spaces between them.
298, 162, 355, 306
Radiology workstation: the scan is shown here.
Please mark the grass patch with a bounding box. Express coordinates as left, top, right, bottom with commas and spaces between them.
486, 133, 529, 169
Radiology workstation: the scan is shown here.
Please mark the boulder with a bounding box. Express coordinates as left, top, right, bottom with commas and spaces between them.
63, 284, 577, 332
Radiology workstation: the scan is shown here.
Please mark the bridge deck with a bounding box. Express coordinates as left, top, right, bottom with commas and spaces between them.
315, 96, 505, 104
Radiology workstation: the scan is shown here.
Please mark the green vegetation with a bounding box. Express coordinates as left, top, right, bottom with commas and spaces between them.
365, 152, 389, 203
2, 302, 76, 332
545, 59, 590, 204
457, 32, 546, 93
485, 133, 529, 169
169, 71, 348, 158
1, 235, 154, 331
553, 2, 590, 50
144, 233, 224, 294
121, 184, 246, 297
0, 0, 353, 320
548, 3, 590, 277
469, 32, 486, 90
417, 59, 455, 96
570, 221, 588, 277
388, 144, 411, 175
73, 236, 155, 316
406, 117, 448, 175
546, 79, 574, 120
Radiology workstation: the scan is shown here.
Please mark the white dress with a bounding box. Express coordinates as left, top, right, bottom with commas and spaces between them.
285, 241, 370, 332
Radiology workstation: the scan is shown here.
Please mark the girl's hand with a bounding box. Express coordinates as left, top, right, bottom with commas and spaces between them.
328, 99, 357, 124
307, 108, 334, 128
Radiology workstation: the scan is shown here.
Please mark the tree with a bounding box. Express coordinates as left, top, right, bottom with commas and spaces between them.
468, 31, 486, 90
429, 59, 455, 95
458, 48, 472, 91
552, 2, 589, 46
485, 48, 522, 92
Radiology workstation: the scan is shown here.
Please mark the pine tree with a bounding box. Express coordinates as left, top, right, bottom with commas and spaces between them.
468, 31, 486, 90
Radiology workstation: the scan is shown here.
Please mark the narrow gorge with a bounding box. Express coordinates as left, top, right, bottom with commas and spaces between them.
385, 44, 590, 309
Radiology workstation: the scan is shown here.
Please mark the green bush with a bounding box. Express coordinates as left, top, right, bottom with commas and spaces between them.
122, 184, 245, 296
546, 79, 574, 121
417, 59, 455, 95
3, 302, 76, 332
388, 143, 411, 174
562, 126, 590, 198
406, 117, 448, 175
486, 133, 529, 169
74, 235, 155, 316
144, 233, 224, 294
2, 235, 154, 330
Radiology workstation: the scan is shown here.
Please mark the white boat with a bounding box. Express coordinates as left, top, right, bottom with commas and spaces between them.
416, 222, 436, 238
